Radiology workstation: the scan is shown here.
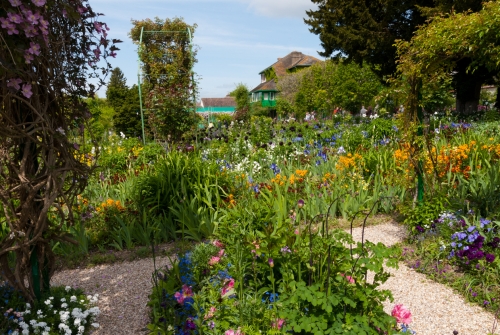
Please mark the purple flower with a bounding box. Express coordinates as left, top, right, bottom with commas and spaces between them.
415, 225, 424, 233
8, 0, 22, 6
23, 24, 38, 38
6, 22, 19, 35
31, 0, 46, 7
472, 292, 477, 297
7, 78, 22, 90
485, 254, 495, 263
7, 12, 23, 24
24, 52, 34, 64
208, 321, 215, 329
94, 21, 103, 33
27, 42, 41, 55
0, 17, 10, 29
23, 10, 40, 25
297, 199, 304, 208
268, 258, 274, 268
73, 143, 80, 150
21, 83, 33, 98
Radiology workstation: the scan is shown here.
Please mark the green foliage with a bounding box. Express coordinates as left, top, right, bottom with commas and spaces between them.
278, 60, 383, 115
400, 199, 447, 236
130, 17, 198, 141
229, 83, 251, 112
85, 96, 115, 141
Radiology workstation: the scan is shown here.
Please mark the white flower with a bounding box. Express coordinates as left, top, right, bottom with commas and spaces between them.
25, 303, 31, 308
74, 317, 81, 326
38, 309, 44, 314
65, 286, 71, 292
22, 330, 29, 335
61, 303, 68, 308
337, 146, 346, 154
120, 131, 126, 139
56, 127, 65, 135
91, 323, 100, 328
44, 299, 51, 305
70, 296, 77, 302
61, 298, 66, 302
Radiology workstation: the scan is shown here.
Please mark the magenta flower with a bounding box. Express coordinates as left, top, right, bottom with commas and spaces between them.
77, 6, 87, 14
7, 78, 22, 90
225, 329, 242, 335
174, 284, 193, 305
21, 83, 33, 99
7, 12, 23, 24
8, 0, 22, 7
221, 278, 235, 297
110, 51, 117, 58
391, 304, 412, 324
31, 0, 47, 7
272, 318, 286, 330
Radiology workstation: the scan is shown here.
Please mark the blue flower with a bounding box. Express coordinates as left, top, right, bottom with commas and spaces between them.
270, 163, 280, 175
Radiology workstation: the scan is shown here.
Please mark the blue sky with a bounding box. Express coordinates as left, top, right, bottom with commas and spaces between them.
90, 0, 323, 99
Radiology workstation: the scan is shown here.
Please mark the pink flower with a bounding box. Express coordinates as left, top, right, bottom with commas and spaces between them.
31, 0, 46, 7
21, 83, 32, 98
174, 284, 193, 305
110, 51, 117, 58
217, 249, 225, 257
340, 273, 355, 284
7, 12, 23, 24
294, 229, 299, 235
221, 278, 235, 297
208, 256, 220, 266
28, 42, 41, 55
77, 6, 87, 14
7, 78, 22, 90
391, 304, 412, 324
213, 240, 224, 248
8, 0, 22, 7
272, 318, 286, 330
204, 306, 216, 320
225, 329, 243, 335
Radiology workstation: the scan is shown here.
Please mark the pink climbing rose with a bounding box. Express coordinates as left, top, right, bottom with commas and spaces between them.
221, 278, 235, 298
391, 304, 412, 324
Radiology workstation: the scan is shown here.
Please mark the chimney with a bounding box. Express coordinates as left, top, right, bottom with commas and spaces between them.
291, 51, 302, 63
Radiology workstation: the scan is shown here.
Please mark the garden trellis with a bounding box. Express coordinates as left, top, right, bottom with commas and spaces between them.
136, 25, 197, 144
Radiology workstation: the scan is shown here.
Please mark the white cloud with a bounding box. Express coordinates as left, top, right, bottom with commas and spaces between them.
241, 0, 317, 18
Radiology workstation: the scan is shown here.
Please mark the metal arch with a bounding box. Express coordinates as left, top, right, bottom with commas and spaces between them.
137, 26, 196, 145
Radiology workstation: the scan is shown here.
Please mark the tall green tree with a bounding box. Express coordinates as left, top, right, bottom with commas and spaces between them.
86, 96, 115, 140
106, 67, 128, 111
114, 85, 143, 137
304, 0, 486, 114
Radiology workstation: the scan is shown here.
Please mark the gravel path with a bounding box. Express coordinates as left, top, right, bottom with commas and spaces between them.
51, 256, 171, 335
351, 222, 498, 335
51, 222, 498, 335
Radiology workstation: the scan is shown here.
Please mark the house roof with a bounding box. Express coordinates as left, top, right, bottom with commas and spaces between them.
259, 51, 322, 77
250, 79, 277, 93
200, 97, 236, 107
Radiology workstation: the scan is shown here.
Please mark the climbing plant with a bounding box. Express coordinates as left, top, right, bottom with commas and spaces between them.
130, 17, 198, 141
0, 0, 120, 302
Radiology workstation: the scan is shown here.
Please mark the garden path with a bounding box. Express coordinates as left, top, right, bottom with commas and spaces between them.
51, 255, 168, 334
352, 222, 497, 335
50, 223, 498, 335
